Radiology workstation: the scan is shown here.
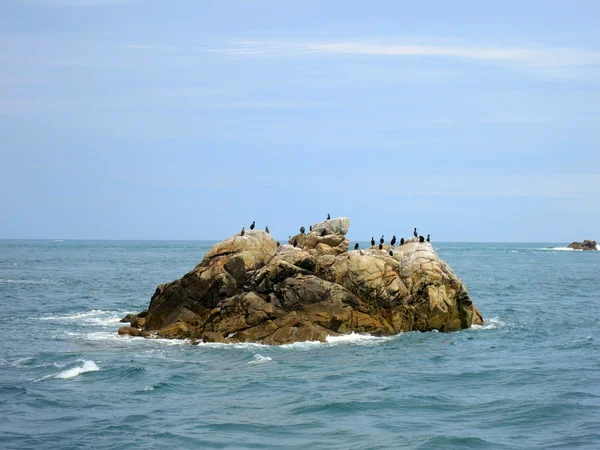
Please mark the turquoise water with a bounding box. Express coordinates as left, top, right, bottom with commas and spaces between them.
1, 240, 599, 449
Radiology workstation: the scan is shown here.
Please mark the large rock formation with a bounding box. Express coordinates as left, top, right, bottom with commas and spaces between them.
567, 240, 597, 251
120, 217, 483, 344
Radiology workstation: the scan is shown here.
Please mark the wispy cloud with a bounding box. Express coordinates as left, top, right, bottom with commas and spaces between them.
210, 40, 600, 77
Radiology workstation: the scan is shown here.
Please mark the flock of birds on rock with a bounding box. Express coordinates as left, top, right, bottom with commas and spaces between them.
239, 214, 431, 253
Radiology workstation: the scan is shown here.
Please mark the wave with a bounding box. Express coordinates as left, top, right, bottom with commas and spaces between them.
52, 239, 64, 242
193, 332, 395, 352
38, 310, 126, 327
0, 278, 58, 285
471, 316, 506, 330
55, 360, 99, 379
246, 354, 273, 365
89, 331, 189, 345
34, 360, 100, 381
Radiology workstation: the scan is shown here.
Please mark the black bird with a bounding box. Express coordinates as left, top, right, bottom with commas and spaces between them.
371, 237, 375, 246
413, 227, 418, 238
327, 214, 331, 220
276, 241, 280, 247
390, 235, 396, 246
320, 229, 326, 237
293, 239, 298, 247
240, 227, 245, 236
310, 225, 312, 231
300, 226, 305, 234
400, 237, 405, 245
419, 235, 425, 243
426, 234, 430, 243
265, 226, 270, 234
250, 221, 255, 230
379, 243, 383, 250
389, 250, 394, 256
380, 235, 384, 244
354, 243, 359, 250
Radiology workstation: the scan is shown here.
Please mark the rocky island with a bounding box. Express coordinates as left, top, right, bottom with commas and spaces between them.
119, 217, 483, 344
567, 240, 598, 251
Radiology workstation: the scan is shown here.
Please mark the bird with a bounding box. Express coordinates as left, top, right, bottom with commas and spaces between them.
389, 250, 394, 256
250, 221, 255, 230
419, 235, 425, 243
276, 241, 280, 247
390, 235, 396, 246
327, 214, 330, 220
413, 228, 418, 238
293, 239, 298, 247
379, 243, 383, 250
309, 225, 312, 231
320, 229, 326, 237
426, 234, 430, 243
371, 237, 375, 246
265, 226, 269, 234
240, 227, 245, 236
380, 235, 384, 244
400, 237, 405, 245
300, 226, 305, 234
354, 243, 359, 250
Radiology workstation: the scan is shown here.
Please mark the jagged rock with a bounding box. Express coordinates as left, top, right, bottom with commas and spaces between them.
118, 326, 143, 337
567, 240, 597, 251
121, 217, 483, 344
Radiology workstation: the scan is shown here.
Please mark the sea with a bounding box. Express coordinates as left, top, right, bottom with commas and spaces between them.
0, 240, 599, 449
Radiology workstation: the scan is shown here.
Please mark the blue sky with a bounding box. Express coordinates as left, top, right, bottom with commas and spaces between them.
1, 0, 599, 241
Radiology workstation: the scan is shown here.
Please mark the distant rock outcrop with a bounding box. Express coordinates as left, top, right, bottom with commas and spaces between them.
567, 240, 598, 251
120, 217, 483, 344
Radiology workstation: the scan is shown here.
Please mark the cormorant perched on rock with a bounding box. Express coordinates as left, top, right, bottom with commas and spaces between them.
371, 237, 375, 246
250, 221, 255, 230
327, 214, 330, 220
400, 237, 405, 245
354, 243, 359, 250
390, 235, 396, 246
276, 241, 280, 247
320, 229, 326, 237
426, 234, 430, 243
419, 235, 425, 243
240, 227, 245, 236
293, 239, 298, 247
389, 250, 394, 256
380, 235, 384, 244
309, 225, 312, 231
413, 228, 418, 238
378, 243, 383, 250
300, 226, 305, 234
265, 226, 269, 234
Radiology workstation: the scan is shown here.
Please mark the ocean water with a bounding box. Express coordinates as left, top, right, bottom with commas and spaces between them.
0, 240, 599, 449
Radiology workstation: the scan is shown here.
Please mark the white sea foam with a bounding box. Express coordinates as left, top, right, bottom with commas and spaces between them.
54, 360, 99, 379
39, 310, 126, 327
471, 316, 505, 330
12, 356, 34, 366
52, 239, 64, 242
39, 310, 106, 321
538, 247, 580, 252
90, 331, 190, 345
326, 332, 393, 345
246, 354, 272, 365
